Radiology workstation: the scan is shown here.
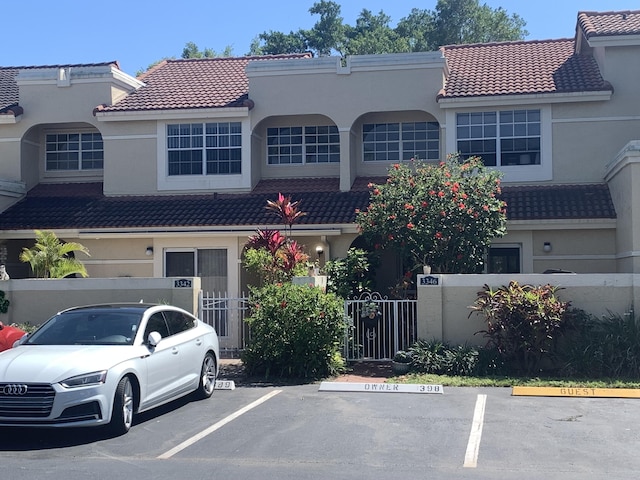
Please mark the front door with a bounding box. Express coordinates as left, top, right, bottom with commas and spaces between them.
165, 248, 232, 349
165, 248, 227, 292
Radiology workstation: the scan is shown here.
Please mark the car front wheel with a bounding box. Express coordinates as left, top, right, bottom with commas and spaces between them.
194, 352, 217, 399
108, 376, 135, 435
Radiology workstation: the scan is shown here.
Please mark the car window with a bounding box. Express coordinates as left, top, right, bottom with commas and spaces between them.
27, 310, 141, 345
144, 313, 171, 340
163, 310, 196, 336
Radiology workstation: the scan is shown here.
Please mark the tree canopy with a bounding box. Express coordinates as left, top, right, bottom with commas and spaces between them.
355, 155, 507, 274
250, 0, 528, 57
138, 1, 527, 74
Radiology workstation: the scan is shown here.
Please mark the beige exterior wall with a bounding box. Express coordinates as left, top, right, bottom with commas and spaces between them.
79, 237, 154, 278
101, 121, 158, 195
248, 54, 445, 128
247, 54, 445, 186
417, 273, 636, 346
605, 141, 640, 272
0, 131, 22, 181
550, 44, 640, 184
0, 277, 201, 326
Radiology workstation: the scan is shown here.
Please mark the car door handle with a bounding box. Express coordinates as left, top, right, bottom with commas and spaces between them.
172, 347, 179, 355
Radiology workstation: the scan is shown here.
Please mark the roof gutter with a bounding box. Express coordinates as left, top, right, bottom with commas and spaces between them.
437, 89, 613, 108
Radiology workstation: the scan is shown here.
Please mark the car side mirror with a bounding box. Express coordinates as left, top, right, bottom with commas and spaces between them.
147, 331, 162, 347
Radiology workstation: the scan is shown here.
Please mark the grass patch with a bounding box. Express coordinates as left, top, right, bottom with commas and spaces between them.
391, 373, 640, 389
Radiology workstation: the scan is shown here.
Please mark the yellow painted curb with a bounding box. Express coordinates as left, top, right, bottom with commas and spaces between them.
512, 386, 640, 398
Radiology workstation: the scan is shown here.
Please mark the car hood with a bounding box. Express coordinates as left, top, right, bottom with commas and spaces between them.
0, 345, 145, 383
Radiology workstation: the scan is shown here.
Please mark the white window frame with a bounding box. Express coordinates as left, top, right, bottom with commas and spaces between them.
157, 117, 251, 191
267, 125, 340, 165
45, 130, 104, 171
362, 121, 440, 162
167, 122, 242, 175
446, 107, 552, 182
456, 109, 541, 167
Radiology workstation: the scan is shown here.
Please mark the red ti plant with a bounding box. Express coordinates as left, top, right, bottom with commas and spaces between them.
246, 229, 286, 256
244, 194, 310, 284
266, 193, 307, 234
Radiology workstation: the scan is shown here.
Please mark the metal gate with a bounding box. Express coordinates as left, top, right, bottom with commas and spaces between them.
198, 291, 249, 358
199, 290, 418, 361
344, 292, 418, 361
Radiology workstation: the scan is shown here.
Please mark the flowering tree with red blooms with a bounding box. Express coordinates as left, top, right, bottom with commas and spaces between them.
244, 194, 309, 284
356, 155, 507, 274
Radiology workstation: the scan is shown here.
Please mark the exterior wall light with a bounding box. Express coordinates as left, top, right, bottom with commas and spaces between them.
145, 246, 154, 256
543, 242, 552, 253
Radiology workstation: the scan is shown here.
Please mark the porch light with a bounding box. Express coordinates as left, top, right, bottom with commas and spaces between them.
543, 242, 552, 253
145, 246, 154, 256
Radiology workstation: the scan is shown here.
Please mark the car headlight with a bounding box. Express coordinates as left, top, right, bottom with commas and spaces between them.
60, 371, 108, 388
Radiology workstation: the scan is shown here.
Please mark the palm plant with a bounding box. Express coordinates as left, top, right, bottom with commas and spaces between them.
19, 230, 90, 278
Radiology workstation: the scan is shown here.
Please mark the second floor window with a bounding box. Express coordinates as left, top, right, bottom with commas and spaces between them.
363, 122, 440, 162
46, 132, 104, 171
267, 125, 340, 165
167, 122, 242, 175
457, 110, 540, 166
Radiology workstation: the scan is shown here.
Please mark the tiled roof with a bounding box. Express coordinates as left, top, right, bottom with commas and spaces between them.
578, 10, 640, 38
251, 177, 341, 194
0, 68, 18, 111
0, 181, 615, 231
0, 62, 119, 112
440, 39, 611, 99
500, 184, 616, 220
97, 54, 311, 113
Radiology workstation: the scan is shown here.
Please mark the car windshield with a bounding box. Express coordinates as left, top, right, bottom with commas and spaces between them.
26, 309, 143, 346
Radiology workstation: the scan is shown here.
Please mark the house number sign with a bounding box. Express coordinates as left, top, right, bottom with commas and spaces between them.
174, 278, 192, 288
419, 275, 439, 286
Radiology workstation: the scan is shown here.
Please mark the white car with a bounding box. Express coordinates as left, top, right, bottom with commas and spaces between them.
0, 303, 219, 435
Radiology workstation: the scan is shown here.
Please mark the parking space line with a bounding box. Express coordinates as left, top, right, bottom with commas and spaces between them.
158, 389, 283, 459
463, 394, 487, 468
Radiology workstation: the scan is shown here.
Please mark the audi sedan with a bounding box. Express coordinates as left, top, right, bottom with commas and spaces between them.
0, 303, 219, 435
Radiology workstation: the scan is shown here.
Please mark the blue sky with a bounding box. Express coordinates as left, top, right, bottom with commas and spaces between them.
2, 1, 637, 74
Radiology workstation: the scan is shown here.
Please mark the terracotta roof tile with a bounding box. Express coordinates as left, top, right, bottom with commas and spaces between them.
98, 54, 311, 113
251, 177, 340, 194
500, 184, 616, 220
440, 39, 611, 99
578, 10, 640, 38
0, 68, 18, 112
0, 181, 615, 231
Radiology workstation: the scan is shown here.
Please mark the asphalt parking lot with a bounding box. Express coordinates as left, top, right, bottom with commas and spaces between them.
1, 381, 639, 480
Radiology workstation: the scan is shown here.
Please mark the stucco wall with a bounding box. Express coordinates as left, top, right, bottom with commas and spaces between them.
417, 273, 636, 346
0, 277, 201, 326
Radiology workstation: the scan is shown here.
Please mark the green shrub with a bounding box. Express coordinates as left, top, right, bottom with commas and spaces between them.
470, 281, 570, 374
324, 248, 375, 299
474, 346, 508, 376
393, 350, 413, 363
408, 339, 478, 376
241, 283, 347, 379
557, 309, 640, 378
